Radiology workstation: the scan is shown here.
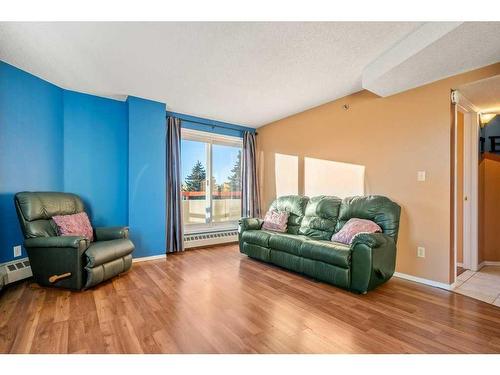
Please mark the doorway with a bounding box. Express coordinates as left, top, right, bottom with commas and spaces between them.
453, 91, 479, 277
452, 75, 500, 306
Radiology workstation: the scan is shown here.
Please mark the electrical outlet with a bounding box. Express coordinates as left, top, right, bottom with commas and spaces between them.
417, 247, 425, 258
13, 245, 22, 258
417, 171, 426, 182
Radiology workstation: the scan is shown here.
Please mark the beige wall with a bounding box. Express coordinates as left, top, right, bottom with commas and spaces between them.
479, 157, 485, 264
257, 63, 500, 284
480, 154, 500, 262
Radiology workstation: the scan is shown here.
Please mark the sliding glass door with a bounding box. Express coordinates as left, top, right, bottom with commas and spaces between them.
212, 143, 242, 223
180, 138, 208, 225
181, 128, 242, 232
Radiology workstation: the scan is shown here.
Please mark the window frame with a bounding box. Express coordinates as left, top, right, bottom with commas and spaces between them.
181, 128, 243, 234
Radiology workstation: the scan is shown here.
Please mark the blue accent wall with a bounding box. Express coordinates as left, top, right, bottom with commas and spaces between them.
0, 61, 64, 263
63, 90, 129, 227
128, 97, 166, 258
0, 60, 249, 264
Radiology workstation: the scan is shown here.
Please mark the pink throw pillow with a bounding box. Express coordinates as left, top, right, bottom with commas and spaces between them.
52, 212, 94, 242
331, 218, 381, 244
262, 210, 289, 233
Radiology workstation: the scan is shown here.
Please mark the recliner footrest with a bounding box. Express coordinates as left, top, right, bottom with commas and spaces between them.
85, 238, 134, 267
85, 254, 132, 289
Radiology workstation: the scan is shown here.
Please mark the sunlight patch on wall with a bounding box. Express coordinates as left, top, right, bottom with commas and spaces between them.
275, 153, 298, 196
304, 157, 365, 198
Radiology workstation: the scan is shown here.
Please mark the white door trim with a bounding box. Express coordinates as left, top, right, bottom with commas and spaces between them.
453, 90, 480, 282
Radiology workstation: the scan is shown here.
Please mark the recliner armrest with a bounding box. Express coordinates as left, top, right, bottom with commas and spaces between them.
23, 236, 88, 290
25, 236, 89, 251
238, 218, 263, 233
95, 226, 129, 241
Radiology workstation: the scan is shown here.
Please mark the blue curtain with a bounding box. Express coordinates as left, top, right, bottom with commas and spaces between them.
166, 116, 184, 252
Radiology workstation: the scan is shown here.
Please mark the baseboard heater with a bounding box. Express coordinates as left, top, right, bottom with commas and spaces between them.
184, 229, 238, 249
0, 257, 32, 286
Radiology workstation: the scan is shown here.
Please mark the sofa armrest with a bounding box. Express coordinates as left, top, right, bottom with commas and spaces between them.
95, 226, 129, 241
238, 218, 264, 251
238, 218, 263, 234
25, 236, 90, 251
351, 232, 389, 249
350, 232, 397, 293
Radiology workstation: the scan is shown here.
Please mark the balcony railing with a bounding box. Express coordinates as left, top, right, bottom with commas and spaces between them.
181, 192, 241, 224
182, 190, 242, 199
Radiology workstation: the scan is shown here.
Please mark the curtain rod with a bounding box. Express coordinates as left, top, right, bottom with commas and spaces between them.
167, 114, 257, 135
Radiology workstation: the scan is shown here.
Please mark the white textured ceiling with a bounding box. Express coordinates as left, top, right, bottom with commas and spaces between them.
363, 22, 500, 96
0, 22, 498, 127
0, 22, 421, 127
458, 75, 500, 113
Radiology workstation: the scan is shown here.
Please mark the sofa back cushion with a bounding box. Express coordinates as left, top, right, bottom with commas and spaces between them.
299, 196, 342, 240
335, 195, 401, 243
269, 195, 309, 234
15, 192, 86, 238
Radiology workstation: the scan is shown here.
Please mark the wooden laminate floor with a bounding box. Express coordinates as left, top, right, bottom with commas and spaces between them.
1, 244, 500, 354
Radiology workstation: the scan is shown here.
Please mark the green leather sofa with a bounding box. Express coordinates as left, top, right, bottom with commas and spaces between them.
14, 192, 134, 290
239, 195, 401, 293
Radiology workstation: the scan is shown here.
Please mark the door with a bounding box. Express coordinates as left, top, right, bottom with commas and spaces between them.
181, 128, 243, 233
456, 110, 465, 268
453, 90, 480, 281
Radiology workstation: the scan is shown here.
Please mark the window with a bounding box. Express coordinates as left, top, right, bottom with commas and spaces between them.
181, 128, 243, 232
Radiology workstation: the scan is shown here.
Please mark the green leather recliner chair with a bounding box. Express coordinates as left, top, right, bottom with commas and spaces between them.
239, 195, 401, 293
14, 192, 134, 290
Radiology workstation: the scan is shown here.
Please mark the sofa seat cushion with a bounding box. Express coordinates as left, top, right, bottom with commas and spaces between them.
85, 238, 135, 267
268, 233, 310, 256
241, 230, 275, 248
242, 242, 271, 262
300, 240, 351, 268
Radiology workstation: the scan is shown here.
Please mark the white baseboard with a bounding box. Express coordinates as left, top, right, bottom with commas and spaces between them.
132, 254, 166, 263
478, 261, 500, 269
393, 272, 454, 290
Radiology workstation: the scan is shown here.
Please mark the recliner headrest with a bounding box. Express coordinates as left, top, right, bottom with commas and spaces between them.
15, 192, 85, 221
